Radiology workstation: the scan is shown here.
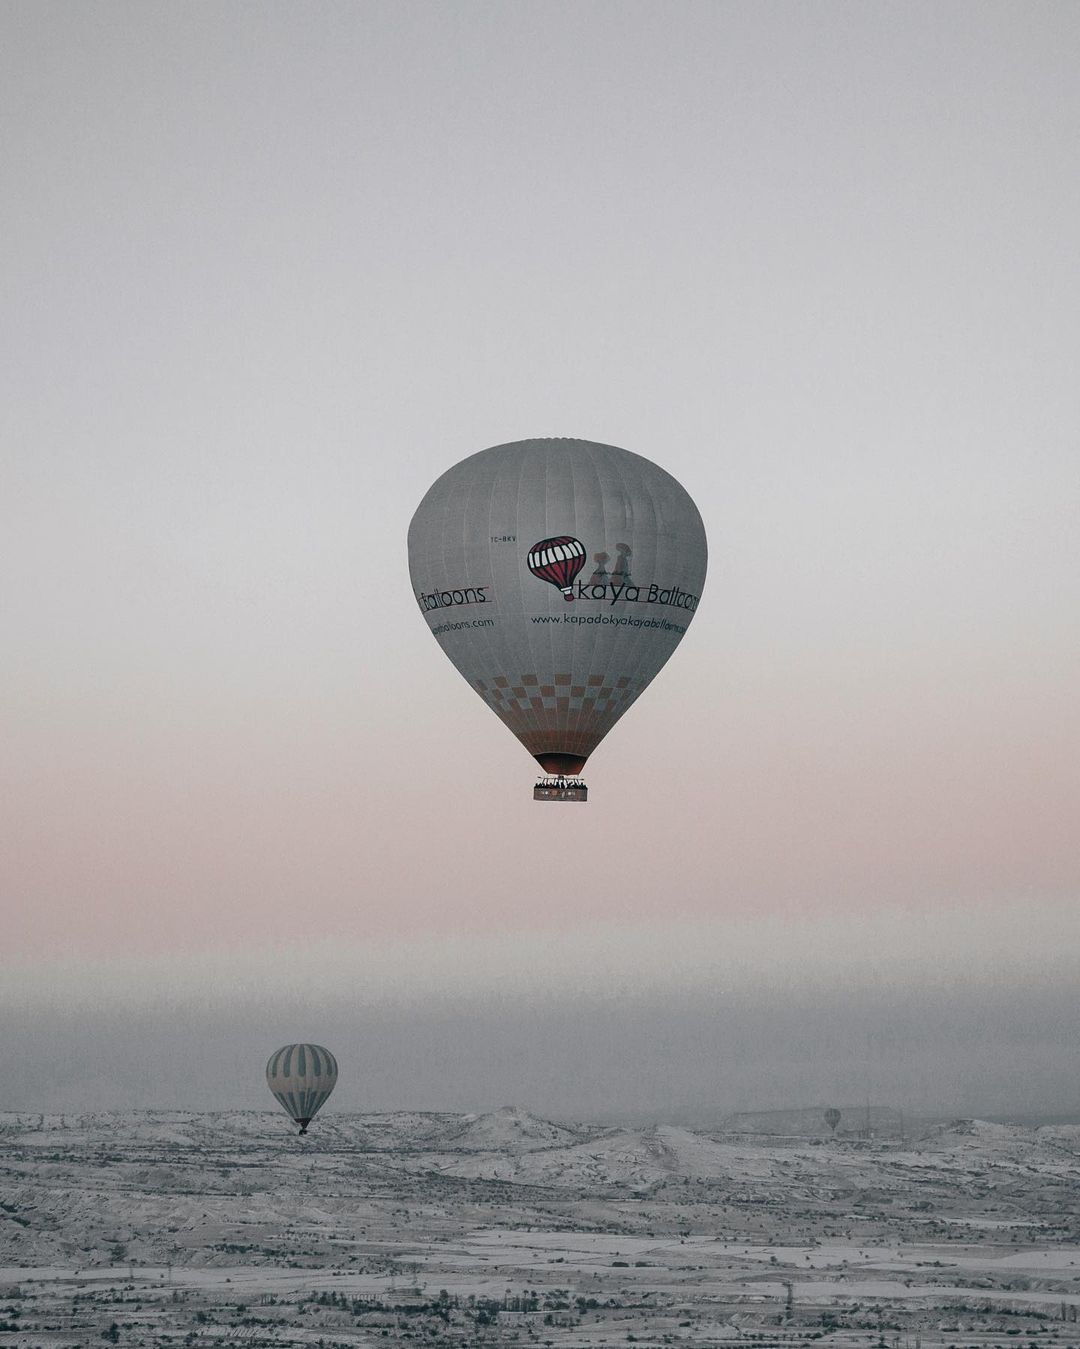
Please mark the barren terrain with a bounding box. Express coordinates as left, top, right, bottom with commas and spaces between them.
3, 1108, 1080, 1347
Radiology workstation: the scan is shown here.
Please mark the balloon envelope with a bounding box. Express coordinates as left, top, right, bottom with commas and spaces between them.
266, 1043, 338, 1134
407, 439, 707, 777
824, 1107, 842, 1132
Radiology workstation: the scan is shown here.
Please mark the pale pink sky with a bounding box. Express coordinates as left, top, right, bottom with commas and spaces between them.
3, 2, 1079, 1112
5, 657, 1077, 960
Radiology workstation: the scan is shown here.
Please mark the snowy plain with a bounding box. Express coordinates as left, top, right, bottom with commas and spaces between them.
3, 1108, 1080, 1347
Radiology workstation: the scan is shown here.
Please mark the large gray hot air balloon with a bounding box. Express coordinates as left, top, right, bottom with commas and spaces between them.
408, 439, 707, 798
266, 1044, 338, 1135
824, 1107, 842, 1133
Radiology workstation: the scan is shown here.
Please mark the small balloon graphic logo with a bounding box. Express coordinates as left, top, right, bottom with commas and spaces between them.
527, 535, 587, 600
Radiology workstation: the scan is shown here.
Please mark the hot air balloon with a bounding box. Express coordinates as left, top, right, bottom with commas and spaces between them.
824, 1107, 841, 1133
408, 438, 707, 799
266, 1044, 338, 1135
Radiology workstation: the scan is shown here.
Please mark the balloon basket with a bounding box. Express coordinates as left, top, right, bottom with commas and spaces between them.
533, 776, 588, 803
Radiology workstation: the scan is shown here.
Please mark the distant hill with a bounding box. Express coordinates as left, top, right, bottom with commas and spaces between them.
717, 1105, 904, 1138
986, 1108, 1080, 1128
442, 1105, 583, 1151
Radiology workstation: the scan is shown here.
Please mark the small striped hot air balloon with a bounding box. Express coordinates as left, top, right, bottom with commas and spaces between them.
266, 1043, 338, 1135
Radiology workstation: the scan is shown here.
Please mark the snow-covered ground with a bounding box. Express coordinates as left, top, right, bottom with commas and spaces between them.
2, 1108, 1080, 1346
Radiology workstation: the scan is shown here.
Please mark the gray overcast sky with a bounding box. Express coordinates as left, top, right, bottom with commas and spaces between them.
2, 1, 1078, 1117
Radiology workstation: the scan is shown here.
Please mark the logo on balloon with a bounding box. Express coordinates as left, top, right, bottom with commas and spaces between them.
526, 536, 587, 600
525, 534, 700, 611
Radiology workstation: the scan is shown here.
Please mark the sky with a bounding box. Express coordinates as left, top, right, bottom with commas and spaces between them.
3, 1, 1078, 1120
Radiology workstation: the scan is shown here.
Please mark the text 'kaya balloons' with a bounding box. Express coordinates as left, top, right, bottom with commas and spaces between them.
408, 439, 707, 791
266, 1043, 338, 1135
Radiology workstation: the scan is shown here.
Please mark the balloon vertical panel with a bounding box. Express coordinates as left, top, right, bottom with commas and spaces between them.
408, 439, 708, 776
